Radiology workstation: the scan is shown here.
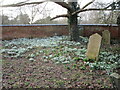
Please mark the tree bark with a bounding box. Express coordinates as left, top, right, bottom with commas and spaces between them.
68, 12, 79, 41
68, 1, 79, 41
117, 15, 120, 42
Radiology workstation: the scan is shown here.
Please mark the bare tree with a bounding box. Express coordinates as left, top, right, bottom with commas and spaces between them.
86, 1, 120, 24
1, 0, 120, 41
28, 2, 49, 24
0, 14, 10, 24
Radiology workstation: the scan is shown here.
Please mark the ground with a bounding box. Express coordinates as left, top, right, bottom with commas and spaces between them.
1, 36, 120, 88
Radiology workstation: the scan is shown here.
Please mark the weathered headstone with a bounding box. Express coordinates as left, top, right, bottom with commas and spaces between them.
86, 33, 102, 60
102, 30, 110, 45
110, 73, 120, 90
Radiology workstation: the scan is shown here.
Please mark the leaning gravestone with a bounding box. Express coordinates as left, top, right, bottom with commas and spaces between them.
102, 30, 110, 45
86, 33, 102, 60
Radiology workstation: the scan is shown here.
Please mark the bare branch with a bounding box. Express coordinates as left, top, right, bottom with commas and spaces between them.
14, 0, 31, 5
1, 0, 71, 10
51, 1, 71, 10
1, 1, 44, 7
72, 8, 120, 15
81, 0, 95, 9
50, 14, 68, 20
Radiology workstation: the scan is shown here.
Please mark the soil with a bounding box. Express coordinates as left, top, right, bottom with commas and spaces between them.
2, 49, 113, 89
2, 57, 112, 89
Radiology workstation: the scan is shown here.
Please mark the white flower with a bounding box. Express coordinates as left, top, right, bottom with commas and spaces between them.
29, 58, 35, 61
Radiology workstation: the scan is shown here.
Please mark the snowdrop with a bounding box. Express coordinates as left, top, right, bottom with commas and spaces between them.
29, 58, 36, 61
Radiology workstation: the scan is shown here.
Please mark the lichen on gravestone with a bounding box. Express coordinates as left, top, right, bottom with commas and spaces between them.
86, 33, 102, 60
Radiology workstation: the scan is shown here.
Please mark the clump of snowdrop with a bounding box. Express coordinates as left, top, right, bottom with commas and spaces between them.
1, 35, 119, 74
1, 47, 28, 58
84, 51, 120, 74
1, 36, 68, 58
79, 36, 89, 43
52, 56, 72, 64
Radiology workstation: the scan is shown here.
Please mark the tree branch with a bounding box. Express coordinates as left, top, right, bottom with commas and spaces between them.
1, 1, 44, 7
81, 0, 95, 9
72, 8, 120, 15
1, 0, 71, 10
50, 14, 68, 20
51, 0, 71, 10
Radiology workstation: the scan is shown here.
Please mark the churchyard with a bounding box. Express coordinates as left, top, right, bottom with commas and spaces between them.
1, 31, 120, 88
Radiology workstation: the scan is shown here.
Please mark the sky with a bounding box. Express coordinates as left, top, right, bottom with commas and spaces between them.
0, 0, 114, 22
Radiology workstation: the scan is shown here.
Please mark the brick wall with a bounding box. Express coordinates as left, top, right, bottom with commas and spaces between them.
82, 25, 119, 39
1, 24, 119, 40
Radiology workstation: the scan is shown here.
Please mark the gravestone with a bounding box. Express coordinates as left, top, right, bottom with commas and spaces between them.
110, 73, 120, 90
102, 30, 110, 45
86, 33, 102, 60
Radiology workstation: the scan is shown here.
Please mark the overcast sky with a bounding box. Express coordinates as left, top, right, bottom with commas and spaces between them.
0, 0, 114, 21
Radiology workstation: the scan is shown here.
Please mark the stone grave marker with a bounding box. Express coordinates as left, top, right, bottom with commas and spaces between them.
102, 30, 110, 45
86, 33, 102, 60
110, 73, 120, 90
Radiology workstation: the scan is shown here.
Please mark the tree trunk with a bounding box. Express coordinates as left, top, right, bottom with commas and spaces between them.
68, 12, 79, 41
117, 15, 120, 43
68, 1, 79, 41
